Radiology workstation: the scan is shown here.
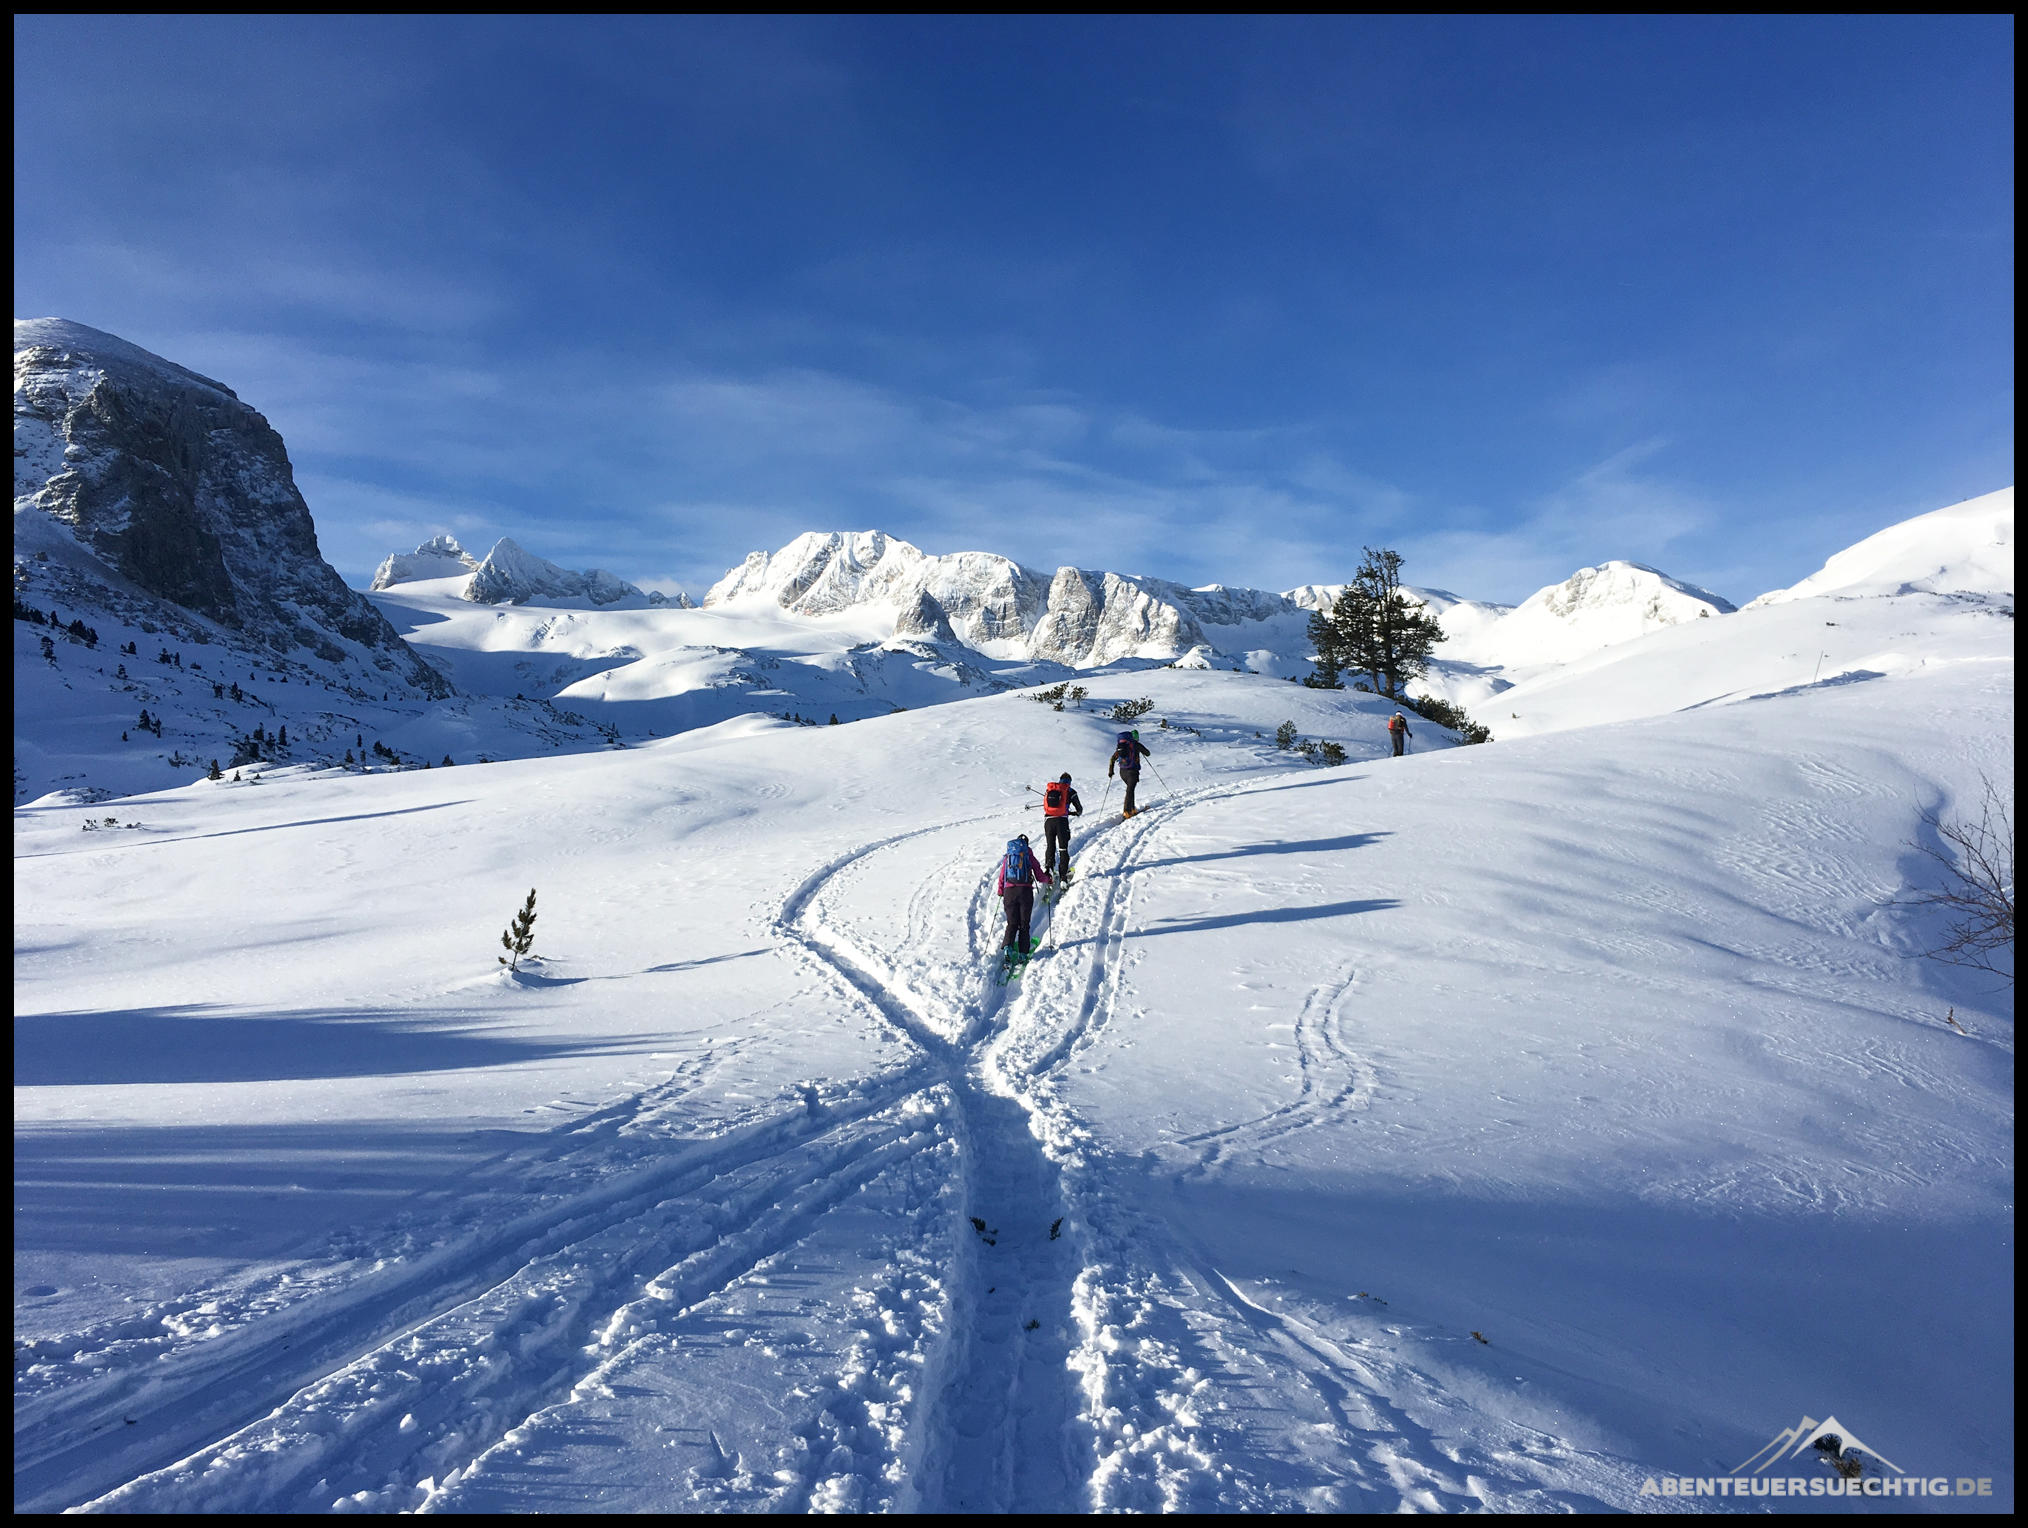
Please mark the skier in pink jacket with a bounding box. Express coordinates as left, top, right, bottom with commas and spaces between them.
996, 833, 1053, 957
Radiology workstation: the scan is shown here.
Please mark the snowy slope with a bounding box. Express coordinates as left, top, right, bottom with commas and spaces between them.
14, 649, 2012, 1512
1494, 488, 2013, 739
1748, 487, 2013, 606
1442, 560, 1734, 671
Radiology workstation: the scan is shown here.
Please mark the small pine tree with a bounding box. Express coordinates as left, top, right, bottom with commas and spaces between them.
442, 754, 454, 767
499, 888, 538, 972
1275, 720, 1298, 751
829, 713, 839, 725
208, 760, 222, 780
343, 749, 354, 765
278, 724, 288, 747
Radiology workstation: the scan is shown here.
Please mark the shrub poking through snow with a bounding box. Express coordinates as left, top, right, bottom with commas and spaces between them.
1408, 692, 1493, 744
1275, 720, 1298, 751
1894, 774, 2014, 984
499, 888, 539, 972
1110, 696, 1155, 723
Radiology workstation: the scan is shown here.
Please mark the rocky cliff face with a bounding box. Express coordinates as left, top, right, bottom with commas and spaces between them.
14, 317, 452, 696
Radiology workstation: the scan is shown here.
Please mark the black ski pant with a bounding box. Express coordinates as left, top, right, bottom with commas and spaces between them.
1390, 732, 1406, 757
1118, 769, 1140, 813
1042, 815, 1072, 878
1001, 885, 1035, 953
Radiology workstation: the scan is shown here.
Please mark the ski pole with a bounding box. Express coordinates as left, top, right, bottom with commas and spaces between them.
1145, 756, 1177, 803
1098, 777, 1113, 818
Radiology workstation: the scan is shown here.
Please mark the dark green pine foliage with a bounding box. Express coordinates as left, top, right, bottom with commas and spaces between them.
1316, 547, 1446, 700
1301, 615, 1345, 689
499, 888, 538, 972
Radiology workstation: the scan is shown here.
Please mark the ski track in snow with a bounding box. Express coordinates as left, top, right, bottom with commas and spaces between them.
30, 767, 1756, 1514
1173, 963, 1373, 1167
46, 1067, 947, 1514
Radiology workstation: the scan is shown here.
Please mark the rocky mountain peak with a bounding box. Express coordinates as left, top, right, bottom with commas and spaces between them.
462, 538, 650, 607
13, 317, 452, 697
371, 534, 480, 590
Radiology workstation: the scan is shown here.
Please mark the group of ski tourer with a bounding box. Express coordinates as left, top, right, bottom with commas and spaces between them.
991, 728, 1152, 982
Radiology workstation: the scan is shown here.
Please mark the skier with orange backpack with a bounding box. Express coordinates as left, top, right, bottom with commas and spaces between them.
1387, 711, 1413, 757
1038, 772, 1082, 885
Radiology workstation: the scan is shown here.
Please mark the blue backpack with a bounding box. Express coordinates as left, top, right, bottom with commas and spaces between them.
1002, 838, 1034, 885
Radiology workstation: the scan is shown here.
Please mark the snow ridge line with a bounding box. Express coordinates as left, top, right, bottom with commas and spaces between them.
16, 1069, 931, 1515
76, 1098, 944, 1515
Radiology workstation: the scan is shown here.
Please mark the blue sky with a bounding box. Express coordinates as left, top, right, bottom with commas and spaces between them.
13, 15, 2014, 604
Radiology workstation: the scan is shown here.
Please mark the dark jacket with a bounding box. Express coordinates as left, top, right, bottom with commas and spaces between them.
1108, 739, 1150, 777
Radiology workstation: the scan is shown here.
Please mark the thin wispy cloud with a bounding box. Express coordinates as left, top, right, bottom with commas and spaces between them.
15, 16, 2012, 607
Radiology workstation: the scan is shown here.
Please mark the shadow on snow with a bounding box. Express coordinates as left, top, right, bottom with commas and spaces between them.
13, 1002, 662, 1087
1133, 898, 1402, 938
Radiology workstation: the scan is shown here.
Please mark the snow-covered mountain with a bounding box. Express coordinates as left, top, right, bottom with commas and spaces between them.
14, 318, 452, 699
700, 530, 1740, 683
703, 530, 1293, 668
1490, 488, 2013, 738
1439, 560, 1734, 672
1746, 487, 2013, 607
372, 534, 690, 610
16, 318, 2015, 814
368, 533, 478, 589
12, 322, 633, 804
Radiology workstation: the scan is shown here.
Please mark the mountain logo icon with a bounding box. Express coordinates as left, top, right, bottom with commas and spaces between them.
1732, 1415, 1906, 1476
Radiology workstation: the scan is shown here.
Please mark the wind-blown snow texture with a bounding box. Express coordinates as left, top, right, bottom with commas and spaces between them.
13, 320, 2016, 1513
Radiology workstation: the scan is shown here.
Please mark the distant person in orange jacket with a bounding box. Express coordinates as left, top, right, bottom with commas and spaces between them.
1388, 711, 1412, 757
